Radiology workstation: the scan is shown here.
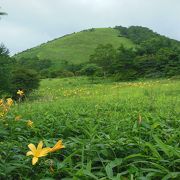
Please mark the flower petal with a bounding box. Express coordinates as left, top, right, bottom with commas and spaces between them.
26, 151, 33, 156
50, 140, 65, 153
37, 141, 43, 151
28, 144, 36, 154
32, 157, 38, 165
39, 147, 51, 157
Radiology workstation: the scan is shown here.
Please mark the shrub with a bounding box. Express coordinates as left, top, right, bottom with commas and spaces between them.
114, 69, 137, 81
10, 68, 40, 96
0, 45, 13, 95
81, 64, 101, 82
40, 69, 51, 79
61, 70, 74, 77
49, 70, 74, 78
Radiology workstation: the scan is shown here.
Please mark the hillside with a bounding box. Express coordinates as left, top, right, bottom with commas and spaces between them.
14, 28, 135, 68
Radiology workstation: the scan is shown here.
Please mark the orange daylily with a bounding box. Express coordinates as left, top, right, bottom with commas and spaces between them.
26, 140, 65, 165
50, 140, 65, 153
17, 90, 24, 96
26, 141, 51, 165
27, 120, 33, 127
0, 99, 3, 106
6, 98, 13, 107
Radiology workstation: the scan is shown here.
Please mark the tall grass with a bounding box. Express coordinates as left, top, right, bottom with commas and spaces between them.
0, 77, 180, 179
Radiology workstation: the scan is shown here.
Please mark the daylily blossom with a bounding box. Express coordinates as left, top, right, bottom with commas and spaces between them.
0, 112, 4, 117
15, 115, 22, 121
0, 98, 13, 117
6, 98, 13, 107
50, 140, 65, 152
27, 120, 33, 127
0, 99, 3, 106
138, 114, 142, 125
17, 90, 24, 96
26, 141, 51, 165
26, 140, 65, 165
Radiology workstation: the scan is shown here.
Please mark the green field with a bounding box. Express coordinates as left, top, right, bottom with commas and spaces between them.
14, 28, 135, 69
1, 77, 180, 179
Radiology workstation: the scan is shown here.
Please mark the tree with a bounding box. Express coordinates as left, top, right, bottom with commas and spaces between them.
0, 12, 7, 16
0, 7, 7, 17
0, 44, 13, 95
18, 57, 52, 71
66, 63, 83, 75
10, 68, 40, 96
0, 43, 9, 56
81, 64, 100, 82
114, 45, 137, 80
90, 44, 116, 75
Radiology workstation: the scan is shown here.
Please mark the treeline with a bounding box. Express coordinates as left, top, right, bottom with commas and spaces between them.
115, 26, 180, 46
89, 43, 180, 80
16, 57, 83, 78
39, 26, 180, 80
64, 26, 180, 80
90, 26, 180, 80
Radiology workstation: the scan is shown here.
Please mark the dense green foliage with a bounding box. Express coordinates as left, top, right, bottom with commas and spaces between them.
90, 44, 116, 75
10, 68, 40, 96
0, 44, 14, 94
81, 64, 101, 81
0, 45, 40, 97
16, 56, 53, 79
1, 77, 180, 179
18, 57, 52, 72
89, 26, 180, 80
115, 26, 179, 46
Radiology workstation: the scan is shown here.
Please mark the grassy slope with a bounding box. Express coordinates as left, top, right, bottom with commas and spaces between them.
14, 28, 135, 68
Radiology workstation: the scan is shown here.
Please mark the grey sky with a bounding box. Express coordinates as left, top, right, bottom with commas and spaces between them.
0, 0, 180, 55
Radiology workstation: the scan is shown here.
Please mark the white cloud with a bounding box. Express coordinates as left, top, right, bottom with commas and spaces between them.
0, 0, 180, 54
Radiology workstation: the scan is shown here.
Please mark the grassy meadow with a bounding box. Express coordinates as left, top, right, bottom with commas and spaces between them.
0, 77, 180, 179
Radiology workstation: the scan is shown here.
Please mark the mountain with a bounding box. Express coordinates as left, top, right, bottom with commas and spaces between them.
14, 26, 180, 73
14, 28, 135, 69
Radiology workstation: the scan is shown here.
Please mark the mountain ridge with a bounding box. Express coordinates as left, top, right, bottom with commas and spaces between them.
14, 27, 136, 69
14, 26, 180, 70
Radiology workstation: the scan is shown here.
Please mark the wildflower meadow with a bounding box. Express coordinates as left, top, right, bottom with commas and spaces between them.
0, 77, 179, 179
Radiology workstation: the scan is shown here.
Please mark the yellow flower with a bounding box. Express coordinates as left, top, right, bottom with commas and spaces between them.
26, 141, 51, 165
0, 112, 5, 117
50, 165, 54, 173
138, 114, 142, 125
3, 107, 8, 112
49, 140, 65, 153
27, 120, 33, 127
6, 98, 13, 107
0, 99, 3, 106
15, 115, 22, 121
17, 90, 24, 96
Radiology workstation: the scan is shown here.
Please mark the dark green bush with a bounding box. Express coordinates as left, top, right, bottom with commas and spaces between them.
10, 68, 40, 96
61, 70, 74, 77
0, 44, 14, 95
40, 69, 51, 79
49, 69, 74, 78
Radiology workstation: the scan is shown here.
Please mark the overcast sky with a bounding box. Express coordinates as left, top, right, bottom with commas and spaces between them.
0, 0, 180, 55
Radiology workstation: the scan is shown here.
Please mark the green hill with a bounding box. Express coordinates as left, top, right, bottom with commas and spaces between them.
14, 28, 135, 68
